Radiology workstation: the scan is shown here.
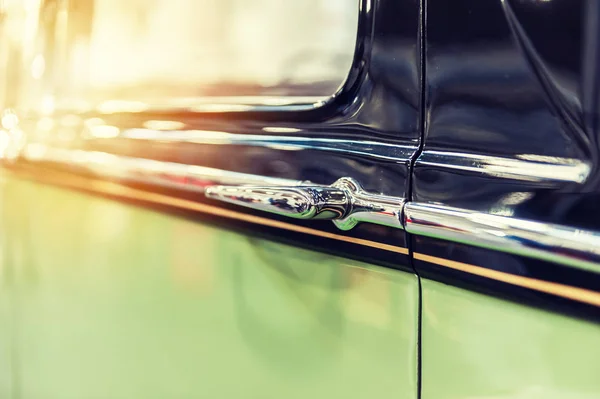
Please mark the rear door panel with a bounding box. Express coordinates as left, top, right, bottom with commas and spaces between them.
2, 174, 419, 398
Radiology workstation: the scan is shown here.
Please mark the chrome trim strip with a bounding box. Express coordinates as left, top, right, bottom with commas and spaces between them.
46, 97, 331, 115
417, 150, 591, 183
206, 177, 405, 231
405, 203, 600, 274
21, 144, 302, 191
8, 167, 410, 255
94, 96, 330, 114
20, 145, 405, 231
119, 129, 415, 162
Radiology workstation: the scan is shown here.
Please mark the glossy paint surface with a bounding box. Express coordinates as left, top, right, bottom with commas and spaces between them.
0, 173, 418, 399
423, 0, 586, 158
412, 0, 600, 313
417, 0, 599, 227
421, 279, 600, 399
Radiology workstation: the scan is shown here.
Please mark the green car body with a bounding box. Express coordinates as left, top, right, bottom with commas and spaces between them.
1, 175, 419, 398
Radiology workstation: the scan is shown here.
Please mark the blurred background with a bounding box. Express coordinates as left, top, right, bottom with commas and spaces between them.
0, 0, 358, 113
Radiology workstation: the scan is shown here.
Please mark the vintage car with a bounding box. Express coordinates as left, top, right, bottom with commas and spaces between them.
0, 0, 599, 397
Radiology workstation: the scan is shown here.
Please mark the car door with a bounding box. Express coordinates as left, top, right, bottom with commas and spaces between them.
410, 0, 600, 398
0, 0, 422, 398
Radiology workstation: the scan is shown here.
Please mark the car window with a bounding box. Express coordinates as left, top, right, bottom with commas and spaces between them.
8, 0, 358, 113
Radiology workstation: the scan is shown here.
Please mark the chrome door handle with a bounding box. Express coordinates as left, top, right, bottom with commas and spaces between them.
205, 177, 404, 231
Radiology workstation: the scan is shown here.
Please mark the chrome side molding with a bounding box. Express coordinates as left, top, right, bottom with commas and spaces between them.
121, 129, 415, 162
206, 177, 405, 231
14, 144, 600, 270
417, 150, 591, 183
19, 145, 405, 231
404, 202, 600, 274
21, 144, 301, 191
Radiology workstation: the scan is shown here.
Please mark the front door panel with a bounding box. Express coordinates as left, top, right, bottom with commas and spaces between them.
413, 0, 600, 397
